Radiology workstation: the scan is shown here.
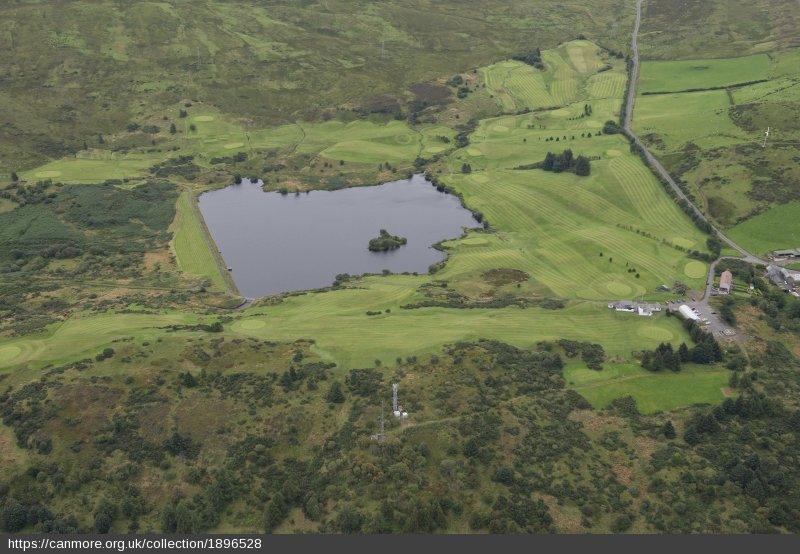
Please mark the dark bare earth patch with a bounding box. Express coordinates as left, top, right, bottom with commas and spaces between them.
482, 268, 530, 287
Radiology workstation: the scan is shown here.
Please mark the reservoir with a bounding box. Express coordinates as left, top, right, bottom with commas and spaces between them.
198, 174, 480, 298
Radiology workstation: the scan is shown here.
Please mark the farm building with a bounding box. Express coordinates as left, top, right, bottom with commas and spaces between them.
719, 271, 733, 294
608, 301, 662, 316
609, 301, 635, 312
773, 248, 800, 258
678, 304, 700, 321
766, 265, 799, 292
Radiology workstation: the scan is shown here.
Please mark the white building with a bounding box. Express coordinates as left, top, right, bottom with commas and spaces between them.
678, 304, 700, 321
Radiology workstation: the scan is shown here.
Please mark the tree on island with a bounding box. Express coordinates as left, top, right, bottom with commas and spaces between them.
368, 229, 408, 252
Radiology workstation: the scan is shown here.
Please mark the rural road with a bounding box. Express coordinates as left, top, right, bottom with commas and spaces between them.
624, 0, 765, 266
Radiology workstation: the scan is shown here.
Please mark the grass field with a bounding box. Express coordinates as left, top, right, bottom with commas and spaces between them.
727, 202, 800, 255
2, 2, 798, 536
0, 0, 635, 176
638, 53, 773, 93
18, 110, 452, 186
171, 191, 227, 290
481, 41, 625, 112
0, 39, 721, 416
633, 48, 800, 227
569, 363, 729, 414
0, 277, 722, 413
19, 151, 163, 184
634, 89, 750, 149
440, 64, 708, 300
0, 278, 686, 372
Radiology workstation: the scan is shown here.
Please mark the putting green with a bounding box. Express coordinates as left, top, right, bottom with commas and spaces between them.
606, 281, 632, 296
605, 149, 621, 157
0, 346, 22, 363
672, 237, 695, 249
501, 61, 518, 68
586, 120, 602, 128
193, 115, 215, 122
684, 260, 707, 279
637, 325, 674, 341
460, 237, 489, 246
466, 148, 483, 156
491, 125, 509, 133
237, 319, 267, 330
550, 109, 569, 117
224, 142, 245, 149
471, 174, 489, 183
35, 171, 62, 178
425, 146, 445, 154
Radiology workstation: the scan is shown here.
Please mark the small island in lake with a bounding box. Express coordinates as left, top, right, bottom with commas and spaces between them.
368, 229, 408, 251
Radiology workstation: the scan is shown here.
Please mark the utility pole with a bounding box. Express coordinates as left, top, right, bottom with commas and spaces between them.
762, 127, 770, 148
196, 47, 201, 71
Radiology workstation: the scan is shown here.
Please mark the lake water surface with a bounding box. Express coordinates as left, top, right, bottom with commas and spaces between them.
198, 174, 480, 298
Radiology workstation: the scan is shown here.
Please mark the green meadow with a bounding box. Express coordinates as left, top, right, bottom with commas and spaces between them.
727, 202, 800, 255
3, 0, 800, 535
481, 40, 626, 112
565, 363, 729, 414
171, 191, 227, 290
0, 0, 634, 176
20, 151, 163, 184
638, 53, 773, 93
0, 274, 686, 373
20, 114, 451, 185
0, 40, 723, 413
633, 48, 800, 228
439, 57, 708, 300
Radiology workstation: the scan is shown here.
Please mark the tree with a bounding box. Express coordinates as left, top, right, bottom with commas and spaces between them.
179, 371, 197, 387
678, 342, 690, 362
720, 296, 737, 325
336, 505, 365, 533
10, 172, 18, 182
541, 152, 556, 171
304, 495, 321, 521
602, 120, 622, 134
574, 155, 590, 176
611, 514, 633, 533
662, 420, 676, 439
683, 426, 700, 445
461, 163, 472, 174
93, 498, 117, 534
1, 502, 28, 532
170, 123, 177, 134
493, 466, 515, 485
264, 493, 288, 532
326, 381, 345, 404
94, 512, 113, 534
